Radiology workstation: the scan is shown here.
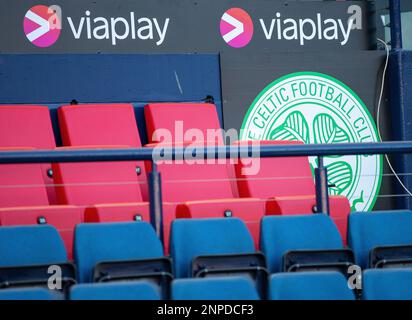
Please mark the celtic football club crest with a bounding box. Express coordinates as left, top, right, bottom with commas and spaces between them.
240, 72, 382, 212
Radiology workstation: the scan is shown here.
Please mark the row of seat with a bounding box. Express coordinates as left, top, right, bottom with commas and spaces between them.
0, 103, 350, 257
1, 269, 411, 300
1, 212, 412, 299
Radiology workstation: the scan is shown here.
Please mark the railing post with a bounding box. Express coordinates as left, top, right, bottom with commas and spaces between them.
148, 161, 164, 244
389, 0, 403, 50
315, 156, 330, 215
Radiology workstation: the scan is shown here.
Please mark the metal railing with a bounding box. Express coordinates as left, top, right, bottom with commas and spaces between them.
2, 141, 412, 243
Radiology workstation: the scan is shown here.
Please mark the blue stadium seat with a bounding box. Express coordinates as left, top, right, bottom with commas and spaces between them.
0, 287, 56, 300
171, 218, 260, 278
363, 269, 412, 300
74, 222, 168, 282
74, 222, 171, 297
0, 225, 67, 267
172, 277, 260, 300
0, 225, 75, 290
261, 215, 351, 273
269, 272, 355, 300
348, 211, 412, 269
170, 218, 267, 298
70, 281, 161, 300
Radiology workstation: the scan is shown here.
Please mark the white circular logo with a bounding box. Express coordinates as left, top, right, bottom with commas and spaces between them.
241, 72, 382, 211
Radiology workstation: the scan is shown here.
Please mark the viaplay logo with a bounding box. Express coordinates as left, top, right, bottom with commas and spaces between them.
23, 5, 61, 47
220, 8, 254, 48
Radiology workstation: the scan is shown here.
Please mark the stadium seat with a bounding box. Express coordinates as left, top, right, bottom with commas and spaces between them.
348, 211, 412, 269
171, 218, 267, 297
363, 269, 412, 300
172, 277, 260, 300
0, 225, 75, 290
234, 140, 351, 241
0, 287, 57, 300
171, 218, 259, 277
0, 148, 83, 258
53, 146, 147, 206
0, 206, 82, 259
52, 146, 176, 253
58, 104, 142, 147
0, 106, 57, 203
146, 142, 266, 247
58, 103, 148, 199
269, 272, 355, 300
57, 104, 178, 251
144, 104, 265, 244
260, 215, 353, 273
0, 225, 67, 266
0, 154, 50, 207
74, 222, 171, 297
144, 102, 239, 195
70, 281, 161, 300
144, 103, 222, 144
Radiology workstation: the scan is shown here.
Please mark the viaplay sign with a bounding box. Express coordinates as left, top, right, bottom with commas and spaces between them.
22, 4, 361, 48
0, 0, 370, 52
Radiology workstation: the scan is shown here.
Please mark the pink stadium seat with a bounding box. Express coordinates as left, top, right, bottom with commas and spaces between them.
58, 103, 148, 200
144, 103, 223, 144
53, 146, 145, 206
145, 142, 266, 247
0, 106, 57, 203
52, 146, 175, 253
57, 104, 186, 252
144, 104, 265, 245
234, 140, 351, 241
0, 161, 49, 207
0, 148, 82, 257
144, 102, 240, 196
58, 104, 142, 147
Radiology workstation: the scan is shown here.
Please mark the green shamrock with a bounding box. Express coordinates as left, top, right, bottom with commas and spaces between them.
270, 111, 355, 200
270, 111, 309, 144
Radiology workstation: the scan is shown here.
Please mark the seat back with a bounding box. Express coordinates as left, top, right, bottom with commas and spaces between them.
0, 106, 57, 203
348, 211, 412, 268
261, 215, 343, 273
53, 146, 144, 206
74, 222, 164, 283
0, 225, 67, 267
172, 277, 259, 300
144, 103, 222, 144
146, 142, 234, 202
363, 269, 412, 300
269, 272, 355, 300
170, 218, 255, 278
70, 281, 161, 300
234, 140, 316, 198
0, 287, 56, 300
0, 148, 49, 207
58, 104, 148, 200
0, 106, 56, 149
58, 104, 142, 147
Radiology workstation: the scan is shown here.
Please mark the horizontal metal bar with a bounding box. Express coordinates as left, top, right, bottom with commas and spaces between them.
1, 142, 412, 164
